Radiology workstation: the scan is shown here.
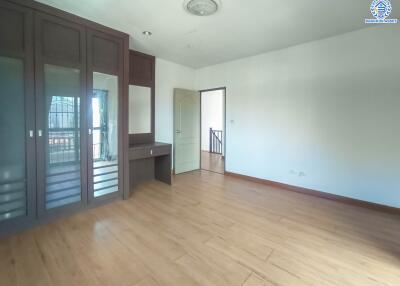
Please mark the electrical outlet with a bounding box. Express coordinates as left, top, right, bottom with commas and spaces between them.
290, 169, 306, 177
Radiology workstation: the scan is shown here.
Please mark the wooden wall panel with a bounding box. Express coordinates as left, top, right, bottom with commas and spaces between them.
129, 50, 155, 87
0, 7, 24, 54
42, 20, 81, 64
92, 34, 119, 74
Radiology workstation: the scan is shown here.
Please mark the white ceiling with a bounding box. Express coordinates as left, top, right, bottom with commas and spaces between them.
35, 0, 400, 68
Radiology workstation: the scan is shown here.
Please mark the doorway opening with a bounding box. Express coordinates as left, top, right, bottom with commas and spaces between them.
200, 88, 225, 174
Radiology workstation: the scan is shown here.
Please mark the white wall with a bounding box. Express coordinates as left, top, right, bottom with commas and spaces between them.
201, 90, 224, 151
155, 58, 196, 144
195, 25, 400, 208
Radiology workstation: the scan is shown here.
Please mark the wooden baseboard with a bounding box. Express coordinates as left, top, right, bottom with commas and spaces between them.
225, 171, 399, 216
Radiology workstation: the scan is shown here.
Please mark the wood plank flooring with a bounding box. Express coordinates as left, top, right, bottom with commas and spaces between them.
1, 170, 399, 286
201, 151, 224, 174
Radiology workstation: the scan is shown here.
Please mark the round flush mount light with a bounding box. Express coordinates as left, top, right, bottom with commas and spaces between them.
184, 0, 219, 16
142, 31, 152, 36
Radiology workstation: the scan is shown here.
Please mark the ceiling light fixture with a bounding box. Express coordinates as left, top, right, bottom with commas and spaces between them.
184, 0, 219, 16
142, 31, 152, 36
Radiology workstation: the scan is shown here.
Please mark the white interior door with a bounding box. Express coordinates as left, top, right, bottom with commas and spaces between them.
174, 88, 200, 174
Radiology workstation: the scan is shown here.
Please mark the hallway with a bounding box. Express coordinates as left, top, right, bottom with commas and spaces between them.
201, 151, 224, 174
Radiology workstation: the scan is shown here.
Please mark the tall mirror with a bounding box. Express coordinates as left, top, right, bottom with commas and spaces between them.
129, 85, 151, 134
129, 50, 155, 145
92, 72, 119, 198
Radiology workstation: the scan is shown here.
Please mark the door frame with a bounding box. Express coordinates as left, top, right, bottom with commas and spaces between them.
199, 87, 226, 174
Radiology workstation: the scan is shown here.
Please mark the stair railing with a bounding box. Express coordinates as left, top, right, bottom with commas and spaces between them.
209, 128, 223, 155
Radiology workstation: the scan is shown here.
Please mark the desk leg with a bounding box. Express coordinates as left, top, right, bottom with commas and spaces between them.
155, 154, 172, 185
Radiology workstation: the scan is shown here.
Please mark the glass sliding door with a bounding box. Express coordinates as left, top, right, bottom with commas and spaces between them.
0, 57, 27, 221
91, 72, 119, 198
44, 65, 82, 209
35, 13, 87, 215
0, 2, 35, 232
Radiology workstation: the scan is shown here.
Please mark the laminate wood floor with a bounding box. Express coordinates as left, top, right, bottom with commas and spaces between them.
201, 151, 224, 174
1, 170, 399, 286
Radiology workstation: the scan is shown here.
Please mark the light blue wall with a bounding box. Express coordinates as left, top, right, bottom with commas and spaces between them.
155, 58, 196, 145
195, 25, 400, 208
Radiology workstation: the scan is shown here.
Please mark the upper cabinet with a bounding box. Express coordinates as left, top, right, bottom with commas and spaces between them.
91, 31, 121, 74
0, 1, 31, 56
37, 14, 84, 65
130, 50, 155, 87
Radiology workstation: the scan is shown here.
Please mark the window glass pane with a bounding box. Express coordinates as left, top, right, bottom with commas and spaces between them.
92, 129, 101, 160
0, 56, 27, 221
44, 64, 81, 209
92, 97, 100, 128
92, 72, 118, 198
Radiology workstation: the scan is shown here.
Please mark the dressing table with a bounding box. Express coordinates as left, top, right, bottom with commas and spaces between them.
128, 50, 172, 191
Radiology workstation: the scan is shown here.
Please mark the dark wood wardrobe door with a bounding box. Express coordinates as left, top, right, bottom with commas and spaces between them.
0, 1, 35, 234
35, 12, 88, 217
87, 29, 124, 204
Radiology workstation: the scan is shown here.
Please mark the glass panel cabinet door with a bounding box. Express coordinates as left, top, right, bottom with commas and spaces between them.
87, 29, 123, 203
0, 57, 28, 221
44, 65, 82, 209
0, 2, 35, 231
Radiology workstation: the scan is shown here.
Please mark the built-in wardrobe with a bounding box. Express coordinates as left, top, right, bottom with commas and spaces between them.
0, 0, 129, 236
